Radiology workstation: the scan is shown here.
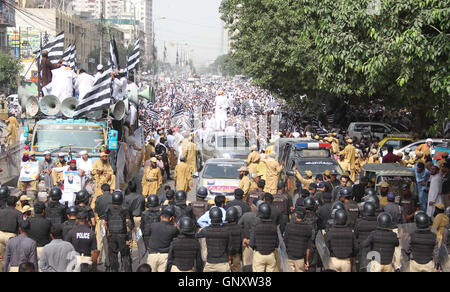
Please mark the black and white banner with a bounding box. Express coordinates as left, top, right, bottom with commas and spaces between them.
127, 40, 140, 72
62, 43, 77, 69
73, 67, 113, 118
35, 31, 65, 64
109, 36, 119, 70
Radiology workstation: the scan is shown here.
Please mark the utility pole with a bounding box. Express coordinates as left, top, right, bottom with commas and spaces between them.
99, 0, 104, 65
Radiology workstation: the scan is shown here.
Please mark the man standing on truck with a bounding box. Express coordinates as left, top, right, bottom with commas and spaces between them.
91, 152, 116, 207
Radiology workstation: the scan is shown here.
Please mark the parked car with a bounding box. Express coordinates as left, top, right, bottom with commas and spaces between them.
393, 138, 446, 158
347, 122, 402, 141
377, 134, 414, 157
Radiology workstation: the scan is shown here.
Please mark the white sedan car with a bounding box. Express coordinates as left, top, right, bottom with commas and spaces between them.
393, 139, 446, 158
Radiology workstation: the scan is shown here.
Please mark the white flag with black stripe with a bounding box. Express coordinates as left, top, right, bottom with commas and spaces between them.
62, 44, 77, 69
127, 40, 140, 72
73, 67, 113, 118
109, 36, 119, 70
35, 31, 65, 64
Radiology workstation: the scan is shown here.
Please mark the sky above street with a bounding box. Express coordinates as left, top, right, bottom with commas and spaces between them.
153, 0, 226, 68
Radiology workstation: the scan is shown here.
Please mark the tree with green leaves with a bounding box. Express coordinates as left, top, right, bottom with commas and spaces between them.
220, 0, 449, 134
0, 52, 23, 94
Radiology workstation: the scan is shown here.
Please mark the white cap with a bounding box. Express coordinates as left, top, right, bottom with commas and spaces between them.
79, 150, 88, 155
293, 132, 300, 138
97, 64, 104, 71
58, 153, 65, 157
426, 138, 433, 143
43, 151, 51, 155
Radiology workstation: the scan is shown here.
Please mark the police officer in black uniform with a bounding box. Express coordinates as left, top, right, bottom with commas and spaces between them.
283, 207, 314, 272
354, 202, 378, 271
225, 206, 244, 272
27, 202, 51, 250
146, 208, 179, 272
124, 180, 145, 223
272, 182, 292, 234
75, 190, 96, 229
0, 196, 22, 271
102, 191, 132, 272
0, 186, 10, 209
225, 188, 251, 214
45, 187, 67, 226
94, 184, 113, 220
326, 201, 345, 232
263, 193, 281, 227
339, 187, 360, 228
62, 205, 78, 238
362, 212, 399, 272
174, 190, 194, 222
362, 189, 382, 216
141, 194, 162, 249
325, 209, 358, 272
404, 212, 440, 272
250, 203, 279, 272
196, 207, 232, 272
64, 210, 98, 264
302, 196, 320, 272
317, 193, 333, 230
166, 217, 204, 272
191, 187, 211, 221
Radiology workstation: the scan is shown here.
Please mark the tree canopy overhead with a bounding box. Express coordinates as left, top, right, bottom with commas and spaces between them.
220, 0, 449, 132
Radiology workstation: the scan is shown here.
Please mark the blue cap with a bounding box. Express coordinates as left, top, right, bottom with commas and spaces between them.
387, 192, 396, 202
317, 182, 326, 189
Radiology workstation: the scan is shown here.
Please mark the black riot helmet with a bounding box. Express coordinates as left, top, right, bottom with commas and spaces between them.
112, 191, 124, 205
304, 197, 316, 211
331, 201, 345, 212
415, 212, 429, 229
0, 186, 10, 198
365, 188, 376, 197
67, 205, 78, 215
197, 187, 208, 198
147, 195, 159, 208
446, 207, 450, 218
258, 202, 271, 219
334, 209, 348, 226
166, 190, 175, 200
179, 217, 196, 235
363, 194, 380, 209
209, 207, 223, 224
363, 202, 376, 217
75, 190, 90, 205
377, 212, 392, 229
339, 187, 352, 199
175, 190, 187, 203
226, 206, 239, 223
49, 187, 62, 200
163, 205, 176, 218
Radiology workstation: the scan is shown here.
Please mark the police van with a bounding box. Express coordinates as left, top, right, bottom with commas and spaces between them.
279, 140, 343, 195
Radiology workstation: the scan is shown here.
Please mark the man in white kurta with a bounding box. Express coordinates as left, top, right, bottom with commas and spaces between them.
427, 165, 443, 218
75, 69, 94, 100
215, 91, 228, 131
44, 63, 76, 101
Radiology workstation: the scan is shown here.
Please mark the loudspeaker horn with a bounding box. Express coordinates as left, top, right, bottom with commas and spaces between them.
110, 100, 125, 120
18, 86, 39, 116
39, 95, 61, 116
61, 97, 78, 118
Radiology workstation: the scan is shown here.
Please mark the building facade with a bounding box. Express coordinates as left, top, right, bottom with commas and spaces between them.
0, 0, 15, 54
